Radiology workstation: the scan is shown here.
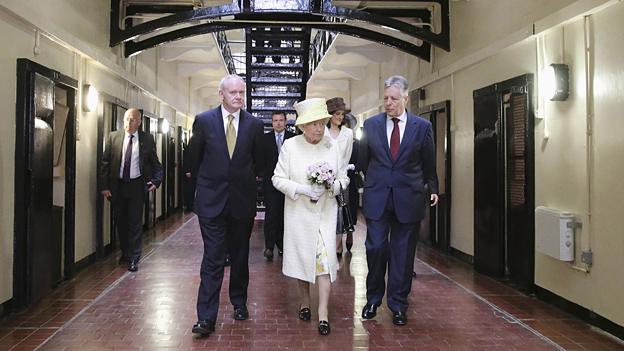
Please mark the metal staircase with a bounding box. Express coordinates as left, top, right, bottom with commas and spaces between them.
245, 27, 311, 125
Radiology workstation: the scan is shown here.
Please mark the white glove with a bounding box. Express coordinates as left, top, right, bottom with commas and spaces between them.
296, 184, 325, 201
346, 164, 355, 171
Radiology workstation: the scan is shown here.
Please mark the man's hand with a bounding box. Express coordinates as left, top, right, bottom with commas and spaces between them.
346, 164, 355, 171
101, 190, 112, 198
185, 172, 192, 178
147, 182, 157, 192
430, 194, 439, 206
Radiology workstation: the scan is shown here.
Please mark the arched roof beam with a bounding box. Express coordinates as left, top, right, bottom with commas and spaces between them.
124, 21, 430, 61
110, 0, 449, 52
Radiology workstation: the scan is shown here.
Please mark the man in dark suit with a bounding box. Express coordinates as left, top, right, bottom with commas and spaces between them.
259, 111, 295, 261
358, 75, 439, 326
183, 137, 197, 212
100, 108, 163, 272
190, 74, 264, 337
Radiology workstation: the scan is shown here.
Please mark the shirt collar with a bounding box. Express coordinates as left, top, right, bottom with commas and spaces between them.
387, 110, 407, 122
124, 131, 139, 139
221, 105, 240, 120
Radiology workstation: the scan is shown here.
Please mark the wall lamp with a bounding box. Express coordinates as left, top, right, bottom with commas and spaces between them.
158, 118, 170, 134
82, 84, 99, 112
543, 63, 569, 101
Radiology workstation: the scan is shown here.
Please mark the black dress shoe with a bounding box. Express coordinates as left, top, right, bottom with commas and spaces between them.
392, 311, 407, 326
263, 248, 273, 261
192, 320, 215, 336
277, 247, 283, 256
233, 305, 249, 320
412, 271, 417, 278
318, 320, 331, 335
128, 260, 139, 272
298, 306, 311, 321
361, 303, 378, 319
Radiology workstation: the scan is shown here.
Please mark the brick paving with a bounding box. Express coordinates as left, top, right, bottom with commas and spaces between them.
1, 212, 623, 350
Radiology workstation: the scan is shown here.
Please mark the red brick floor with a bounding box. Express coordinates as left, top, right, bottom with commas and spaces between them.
1, 212, 623, 350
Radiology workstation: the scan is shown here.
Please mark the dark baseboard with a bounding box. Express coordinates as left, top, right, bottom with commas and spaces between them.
73, 252, 96, 273
449, 247, 474, 265
536, 286, 624, 341
103, 243, 113, 256
0, 298, 11, 318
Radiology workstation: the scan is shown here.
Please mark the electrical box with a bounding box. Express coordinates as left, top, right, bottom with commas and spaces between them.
535, 206, 575, 261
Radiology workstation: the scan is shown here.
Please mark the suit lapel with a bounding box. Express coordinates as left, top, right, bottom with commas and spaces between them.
233, 112, 250, 159
375, 114, 392, 161
268, 131, 278, 155
213, 109, 229, 159
396, 114, 417, 161
138, 131, 145, 170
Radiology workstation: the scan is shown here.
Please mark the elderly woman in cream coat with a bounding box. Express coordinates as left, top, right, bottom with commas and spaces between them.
272, 98, 349, 336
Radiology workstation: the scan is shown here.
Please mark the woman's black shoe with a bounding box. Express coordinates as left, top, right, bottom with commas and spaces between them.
345, 233, 353, 252
298, 306, 311, 321
318, 320, 331, 335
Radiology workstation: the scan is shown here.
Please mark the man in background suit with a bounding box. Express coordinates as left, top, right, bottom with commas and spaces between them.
100, 108, 162, 272
259, 111, 295, 261
190, 74, 264, 337
358, 75, 439, 326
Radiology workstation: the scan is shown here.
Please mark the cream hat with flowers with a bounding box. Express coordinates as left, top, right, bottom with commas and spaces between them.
294, 98, 331, 126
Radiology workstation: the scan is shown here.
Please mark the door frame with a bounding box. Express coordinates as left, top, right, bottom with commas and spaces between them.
14, 58, 77, 308
473, 74, 535, 290
417, 100, 452, 251
95, 95, 128, 259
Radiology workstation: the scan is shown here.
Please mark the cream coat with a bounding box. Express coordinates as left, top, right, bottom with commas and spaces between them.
325, 126, 353, 171
272, 135, 349, 283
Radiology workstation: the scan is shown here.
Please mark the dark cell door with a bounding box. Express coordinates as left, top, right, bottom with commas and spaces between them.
97, 102, 126, 258
142, 116, 157, 228
14, 59, 77, 307
30, 74, 59, 303
473, 75, 535, 291
474, 88, 504, 278
167, 127, 176, 213
505, 91, 534, 291
418, 101, 452, 251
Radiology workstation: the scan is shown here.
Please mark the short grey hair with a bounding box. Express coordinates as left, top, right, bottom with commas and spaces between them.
218, 74, 245, 91
384, 75, 409, 97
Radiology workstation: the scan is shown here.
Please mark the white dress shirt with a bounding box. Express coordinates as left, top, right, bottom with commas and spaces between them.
386, 110, 407, 147
221, 106, 240, 136
119, 131, 141, 179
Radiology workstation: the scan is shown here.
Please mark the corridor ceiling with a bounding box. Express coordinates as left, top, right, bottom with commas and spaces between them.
111, 0, 450, 118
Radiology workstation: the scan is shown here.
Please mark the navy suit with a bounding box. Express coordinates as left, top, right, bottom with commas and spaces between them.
100, 130, 162, 262
358, 112, 438, 313
259, 130, 295, 251
190, 106, 264, 322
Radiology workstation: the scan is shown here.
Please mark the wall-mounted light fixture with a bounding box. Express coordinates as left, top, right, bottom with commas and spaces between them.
158, 118, 170, 134
543, 63, 569, 101
82, 84, 99, 112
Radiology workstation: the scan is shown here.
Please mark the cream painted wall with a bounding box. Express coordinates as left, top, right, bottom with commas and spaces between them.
0, 2, 196, 304
534, 5, 624, 326
441, 0, 576, 69
0, 10, 77, 303
411, 0, 624, 327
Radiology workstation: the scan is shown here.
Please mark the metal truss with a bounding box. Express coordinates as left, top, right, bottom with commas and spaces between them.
110, 0, 450, 61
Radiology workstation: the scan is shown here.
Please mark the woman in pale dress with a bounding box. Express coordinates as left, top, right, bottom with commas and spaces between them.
272, 98, 349, 335
325, 97, 354, 256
